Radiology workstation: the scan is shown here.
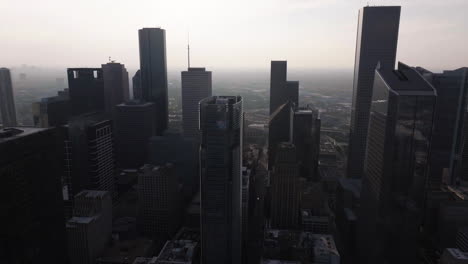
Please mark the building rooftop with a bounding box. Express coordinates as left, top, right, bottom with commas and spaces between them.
200, 95, 242, 105
377, 62, 436, 95
0, 127, 49, 143
97, 238, 154, 264
76, 190, 109, 199
156, 227, 200, 264
67, 216, 96, 225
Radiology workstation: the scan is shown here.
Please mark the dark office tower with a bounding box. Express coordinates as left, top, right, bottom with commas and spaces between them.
148, 129, 199, 199
65, 114, 116, 199
357, 62, 436, 264
416, 67, 468, 186
0, 68, 17, 127
115, 101, 156, 169
287, 81, 299, 108
269, 61, 299, 115
67, 190, 112, 264
137, 164, 180, 239
181, 67, 212, 140
132, 69, 142, 100
138, 28, 168, 135
199, 96, 243, 264
268, 100, 294, 169
293, 106, 321, 181
32, 88, 70, 128
347, 6, 401, 179
0, 127, 67, 263
270, 142, 300, 229
102, 62, 130, 116
68, 68, 105, 115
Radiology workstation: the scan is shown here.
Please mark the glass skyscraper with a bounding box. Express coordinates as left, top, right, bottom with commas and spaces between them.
138, 28, 168, 135
348, 6, 401, 179
199, 96, 243, 264
357, 62, 436, 264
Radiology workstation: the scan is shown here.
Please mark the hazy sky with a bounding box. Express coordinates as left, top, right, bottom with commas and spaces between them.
1, 0, 467, 71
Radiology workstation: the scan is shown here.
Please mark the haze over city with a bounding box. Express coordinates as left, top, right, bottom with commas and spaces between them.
2, 0, 467, 70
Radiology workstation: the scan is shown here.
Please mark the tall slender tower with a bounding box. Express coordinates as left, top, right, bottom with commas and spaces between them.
138, 28, 168, 135
181, 67, 212, 140
199, 96, 243, 264
347, 6, 401, 179
357, 62, 436, 264
0, 68, 17, 127
269, 61, 299, 115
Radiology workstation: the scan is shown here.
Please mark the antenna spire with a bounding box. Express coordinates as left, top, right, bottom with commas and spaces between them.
187, 32, 191, 69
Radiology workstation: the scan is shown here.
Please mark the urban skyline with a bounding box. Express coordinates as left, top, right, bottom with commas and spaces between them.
1, 1, 467, 70
1, 3, 468, 264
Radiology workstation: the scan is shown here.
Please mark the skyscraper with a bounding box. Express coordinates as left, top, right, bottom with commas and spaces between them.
416, 67, 468, 187
181, 67, 212, 140
0, 68, 17, 127
357, 62, 436, 264
68, 68, 105, 115
65, 114, 116, 199
137, 164, 180, 239
293, 106, 321, 181
347, 6, 401, 179
268, 101, 294, 169
115, 101, 156, 168
32, 88, 70, 128
132, 69, 142, 100
102, 62, 130, 116
0, 127, 67, 263
138, 28, 168, 135
270, 142, 300, 229
67, 190, 112, 264
269, 61, 299, 115
199, 96, 243, 264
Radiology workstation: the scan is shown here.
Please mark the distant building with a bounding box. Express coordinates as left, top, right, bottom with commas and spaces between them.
102, 62, 130, 116
347, 6, 401, 179
293, 106, 321, 181
65, 114, 116, 199
199, 96, 243, 264
139, 28, 168, 135
268, 101, 294, 169
357, 62, 436, 264
32, 88, 70, 127
68, 68, 105, 115
269, 61, 298, 115
133, 70, 142, 100
67, 190, 112, 264
270, 142, 300, 229
0, 127, 67, 263
138, 164, 180, 239
0, 68, 17, 127
115, 101, 156, 169
301, 209, 329, 234
181, 67, 212, 140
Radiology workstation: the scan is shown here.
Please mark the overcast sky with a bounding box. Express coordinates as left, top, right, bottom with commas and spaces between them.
1, 0, 467, 71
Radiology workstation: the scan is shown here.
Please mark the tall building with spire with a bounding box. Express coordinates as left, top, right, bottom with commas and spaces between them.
347, 6, 401, 179
199, 96, 243, 264
0, 68, 17, 127
138, 28, 168, 135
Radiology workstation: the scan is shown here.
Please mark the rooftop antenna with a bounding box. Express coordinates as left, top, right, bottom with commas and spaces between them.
187, 31, 191, 69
